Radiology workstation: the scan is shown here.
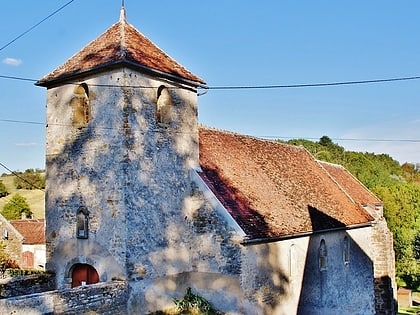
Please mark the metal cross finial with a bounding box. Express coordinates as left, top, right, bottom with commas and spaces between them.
120, 0, 126, 21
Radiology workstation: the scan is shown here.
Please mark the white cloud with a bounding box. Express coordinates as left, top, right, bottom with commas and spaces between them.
2, 57, 22, 66
15, 142, 38, 147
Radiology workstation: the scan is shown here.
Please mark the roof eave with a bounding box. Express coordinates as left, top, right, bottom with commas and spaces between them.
36, 60, 207, 89
242, 221, 374, 245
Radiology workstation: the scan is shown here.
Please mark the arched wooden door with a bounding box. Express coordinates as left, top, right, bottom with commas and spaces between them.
71, 263, 99, 288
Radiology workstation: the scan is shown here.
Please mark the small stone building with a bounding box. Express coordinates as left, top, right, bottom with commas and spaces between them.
36, 7, 396, 314
0, 215, 46, 270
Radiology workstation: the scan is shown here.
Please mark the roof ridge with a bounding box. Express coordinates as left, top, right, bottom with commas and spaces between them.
316, 160, 357, 205
317, 160, 345, 169
318, 160, 382, 205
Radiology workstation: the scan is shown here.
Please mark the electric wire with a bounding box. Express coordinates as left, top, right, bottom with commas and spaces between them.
2, 74, 420, 90
1, 74, 420, 146
1, 117, 420, 144
0, 75, 37, 82
0, 119, 44, 126
0, 0, 77, 52
0, 162, 45, 192
260, 135, 420, 143
206, 75, 420, 90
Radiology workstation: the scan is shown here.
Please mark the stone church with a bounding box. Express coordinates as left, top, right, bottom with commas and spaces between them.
34, 6, 396, 314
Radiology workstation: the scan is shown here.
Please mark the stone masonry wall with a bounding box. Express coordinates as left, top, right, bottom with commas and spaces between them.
0, 273, 55, 298
0, 281, 128, 314
0, 217, 22, 264
371, 216, 397, 314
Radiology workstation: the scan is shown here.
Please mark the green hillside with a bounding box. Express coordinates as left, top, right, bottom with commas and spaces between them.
287, 136, 420, 289
0, 174, 45, 220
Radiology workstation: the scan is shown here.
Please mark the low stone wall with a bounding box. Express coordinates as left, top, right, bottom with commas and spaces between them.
0, 280, 128, 314
0, 273, 55, 298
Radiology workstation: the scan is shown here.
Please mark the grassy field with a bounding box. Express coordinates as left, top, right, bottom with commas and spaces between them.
0, 175, 45, 219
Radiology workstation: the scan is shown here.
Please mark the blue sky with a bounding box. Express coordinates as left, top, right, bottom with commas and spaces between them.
1, 1, 420, 172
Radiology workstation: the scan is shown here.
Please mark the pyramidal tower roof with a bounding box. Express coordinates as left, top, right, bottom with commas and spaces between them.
37, 7, 205, 87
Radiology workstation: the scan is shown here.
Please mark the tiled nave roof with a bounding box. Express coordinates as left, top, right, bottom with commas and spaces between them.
198, 127, 374, 240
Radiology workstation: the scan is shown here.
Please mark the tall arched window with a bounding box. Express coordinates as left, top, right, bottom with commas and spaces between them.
70, 83, 90, 128
156, 85, 172, 124
319, 239, 327, 271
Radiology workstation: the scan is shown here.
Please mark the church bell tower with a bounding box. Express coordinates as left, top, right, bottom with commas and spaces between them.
36, 6, 206, 289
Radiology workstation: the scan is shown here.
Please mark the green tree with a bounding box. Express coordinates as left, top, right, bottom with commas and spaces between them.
0, 180, 7, 197
413, 231, 420, 260
1, 194, 32, 220
319, 135, 334, 147
14, 170, 45, 190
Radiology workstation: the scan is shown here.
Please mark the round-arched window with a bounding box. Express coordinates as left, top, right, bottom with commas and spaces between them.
70, 83, 90, 128
156, 85, 172, 124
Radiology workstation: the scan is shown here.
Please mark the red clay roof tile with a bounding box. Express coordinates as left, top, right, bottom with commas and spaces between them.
198, 127, 374, 240
319, 161, 382, 207
37, 11, 205, 86
9, 219, 45, 245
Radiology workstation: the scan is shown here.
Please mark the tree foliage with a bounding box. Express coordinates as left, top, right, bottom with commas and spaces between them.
1, 194, 32, 220
0, 180, 8, 197
287, 136, 420, 289
14, 169, 45, 190
0, 241, 19, 271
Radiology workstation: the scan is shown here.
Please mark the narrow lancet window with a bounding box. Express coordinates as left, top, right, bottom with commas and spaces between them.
76, 207, 89, 239
319, 239, 327, 271
343, 236, 350, 266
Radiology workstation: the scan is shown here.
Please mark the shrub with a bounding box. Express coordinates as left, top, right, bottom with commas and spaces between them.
173, 287, 218, 315
6, 268, 46, 277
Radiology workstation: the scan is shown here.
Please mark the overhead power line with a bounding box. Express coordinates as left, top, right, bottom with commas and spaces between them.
0, 0, 77, 52
2, 74, 420, 90
262, 135, 420, 143
206, 75, 420, 90
1, 118, 420, 144
0, 75, 37, 82
0, 119, 44, 125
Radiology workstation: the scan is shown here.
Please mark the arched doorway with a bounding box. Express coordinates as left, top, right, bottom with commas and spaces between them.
71, 263, 99, 288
